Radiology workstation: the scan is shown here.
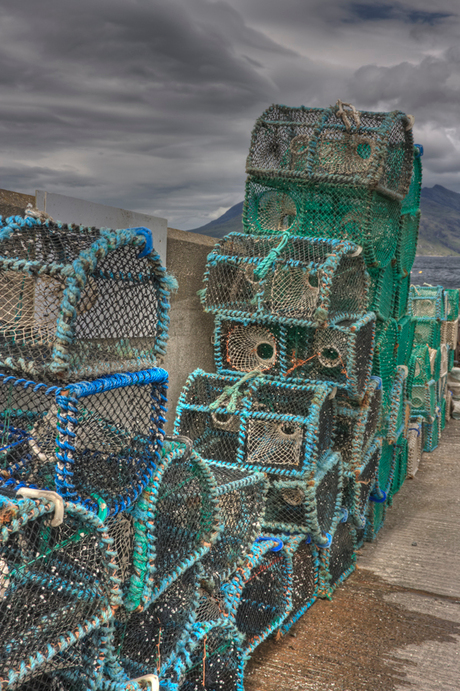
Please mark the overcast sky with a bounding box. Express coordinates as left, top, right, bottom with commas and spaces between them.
1, 0, 460, 229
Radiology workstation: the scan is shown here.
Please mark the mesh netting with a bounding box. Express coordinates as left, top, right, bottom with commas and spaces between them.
449, 347, 455, 372
243, 176, 401, 269
246, 104, 414, 198
161, 621, 244, 691
407, 344, 431, 388
441, 319, 458, 350
263, 451, 343, 542
333, 377, 382, 472
200, 463, 268, 580
0, 368, 168, 516
409, 378, 436, 420
445, 289, 459, 321
389, 438, 408, 499
395, 211, 420, 278
0, 216, 176, 381
343, 437, 381, 528
372, 319, 398, 410
280, 534, 318, 633
126, 443, 221, 604
114, 564, 202, 681
401, 148, 422, 214
409, 285, 445, 320
413, 318, 442, 349
216, 319, 282, 376
367, 262, 396, 321
318, 520, 357, 599
396, 315, 414, 367
0, 493, 120, 689
364, 497, 387, 542
200, 234, 369, 326
376, 439, 396, 494
220, 539, 292, 654
445, 389, 452, 422
428, 347, 441, 380
393, 274, 411, 321
406, 416, 423, 478
387, 366, 408, 444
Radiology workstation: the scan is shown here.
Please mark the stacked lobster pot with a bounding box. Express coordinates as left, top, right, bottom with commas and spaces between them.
242, 101, 421, 541
0, 214, 179, 691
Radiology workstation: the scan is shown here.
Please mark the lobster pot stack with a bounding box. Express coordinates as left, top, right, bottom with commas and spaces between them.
0, 214, 177, 690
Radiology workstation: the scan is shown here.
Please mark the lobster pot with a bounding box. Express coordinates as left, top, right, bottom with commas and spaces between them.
393, 274, 411, 321
333, 377, 382, 471
214, 317, 283, 378
0, 368, 168, 516
422, 414, 439, 453
407, 416, 423, 478
200, 464, 268, 581
0, 492, 120, 690
436, 374, 448, 406
389, 438, 408, 499
317, 521, 357, 599
445, 288, 459, 321
395, 211, 420, 279
409, 378, 436, 420
124, 442, 221, 607
220, 539, 292, 654
396, 315, 415, 367
200, 233, 369, 326
280, 535, 318, 634
428, 347, 441, 380
243, 176, 401, 269
112, 565, 202, 682
409, 285, 445, 320
0, 217, 176, 381
413, 318, 441, 349
344, 438, 381, 528
246, 104, 414, 197
440, 397, 447, 431
161, 621, 245, 691
367, 262, 396, 321
372, 319, 398, 409
263, 451, 343, 542
407, 344, 431, 388
449, 347, 455, 372
387, 366, 409, 444
401, 147, 422, 214
440, 344, 449, 378
446, 389, 453, 423
441, 319, 458, 350
364, 497, 387, 542
376, 439, 397, 495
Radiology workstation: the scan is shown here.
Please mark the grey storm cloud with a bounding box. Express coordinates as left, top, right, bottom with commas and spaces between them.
1, 0, 460, 228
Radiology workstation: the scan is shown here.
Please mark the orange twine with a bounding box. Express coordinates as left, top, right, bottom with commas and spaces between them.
285, 350, 318, 377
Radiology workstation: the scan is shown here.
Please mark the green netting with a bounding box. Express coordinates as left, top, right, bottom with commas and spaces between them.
387, 366, 409, 444
428, 347, 441, 380
376, 439, 396, 494
423, 414, 439, 452
413, 318, 441, 349
372, 319, 398, 410
395, 211, 420, 279
441, 397, 447, 431
406, 416, 423, 478
401, 149, 422, 215
445, 289, 460, 321
364, 498, 387, 542
407, 344, 431, 390
410, 378, 436, 419
393, 274, 411, 321
389, 438, 408, 499
367, 262, 396, 321
409, 285, 445, 320
396, 315, 414, 367
242, 176, 401, 269
449, 347, 455, 371
246, 104, 414, 198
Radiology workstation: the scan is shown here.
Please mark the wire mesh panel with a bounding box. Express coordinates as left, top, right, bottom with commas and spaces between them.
387, 366, 409, 444
0, 368, 168, 517
200, 463, 268, 581
343, 437, 381, 529
372, 319, 398, 410
0, 216, 177, 381
161, 621, 245, 691
445, 289, 459, 322
413, 318, 441, 349
243, 177, 401, 269
0, 492, 121, 690
200, 234, 369, 326
220, 539, 292, 654
393, 274, 411, 321
124, 442, 221, 608
395, 211, 420, 279
396, 315, 414, 367
317, 520, 357, 599
367, 262, 396, 321
279, 534, 318, 634
409, 285, 445, 320
263, 451, 343, 543
406, 416, 423, 478
401, 147, 422, 214
333, 377, 382, 472
246, 104, 414, 198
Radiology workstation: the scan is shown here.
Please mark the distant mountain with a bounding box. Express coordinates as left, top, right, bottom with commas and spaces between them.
188, 185, 460, 256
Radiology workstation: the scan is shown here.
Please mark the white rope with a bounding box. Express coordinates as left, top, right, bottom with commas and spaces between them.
24, 202, 54, 222
336, 100, 361, 130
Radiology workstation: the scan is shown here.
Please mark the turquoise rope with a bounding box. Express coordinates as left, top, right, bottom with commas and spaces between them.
209, 370, 263, 413
253, 230, 291, 280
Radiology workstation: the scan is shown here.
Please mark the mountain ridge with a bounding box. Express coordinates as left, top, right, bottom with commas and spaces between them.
187, 185, 460, 256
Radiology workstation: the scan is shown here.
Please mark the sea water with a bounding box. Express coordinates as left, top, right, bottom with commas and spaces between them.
411, 256, 460, 289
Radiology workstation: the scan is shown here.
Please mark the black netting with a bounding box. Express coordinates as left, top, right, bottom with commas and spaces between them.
320, 521, 356, 595
281, 535, 317, 633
